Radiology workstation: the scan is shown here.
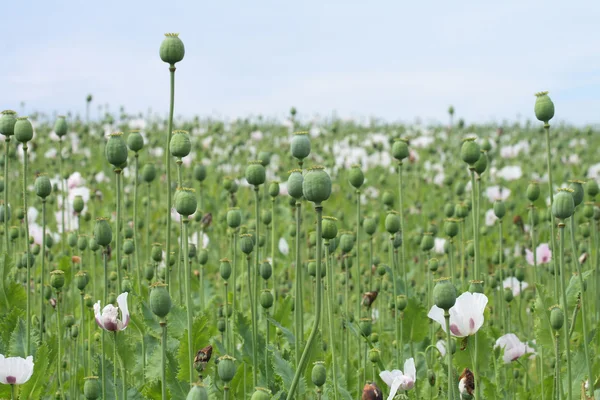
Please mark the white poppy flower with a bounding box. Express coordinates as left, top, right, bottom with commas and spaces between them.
494, 333, 535, 363
436, 340, 446, 357
428, 292, 488, 337
503, 277, 528, 297
278, 237, 289, 256
0, 354, 34, 384
379, 358, 416, 399
94, 292, 130, 332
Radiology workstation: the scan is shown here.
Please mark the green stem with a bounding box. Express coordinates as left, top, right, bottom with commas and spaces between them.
398, 163, 408, 297
390, 236, 399, 365
81, 292, 86, 375
161, 321, 167, 400
40, 199, 46, 342
22, 145, 31, 354
58, 138, 64, 253
183, 219, 194, 386
146, 183, 151, 263
102, 250, 108, 398
224, 283, 229, 353
355, 189, 361, 400
325, 242, 338, 400
544, 125, 559, 299
165, 65, 176, 298
444, 311, 454, 400
133, 154, 141, 295
232, 232, 238, 353
555, 332, 561, 400
113, 332, 119, 400
265, 309, 270, 389
10, 385, 15, 400
294, 201, 302, 368
56, 290, 64, 400
253, 187, 261, 386
177, 161, 184, 305
116, 171, 122, 294
470, 169, 479, 281
286, 204, 323, 400
558, 223, 572, 400
246, 254, 257, 387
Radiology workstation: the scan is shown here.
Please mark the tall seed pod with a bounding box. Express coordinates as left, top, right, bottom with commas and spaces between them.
291, 131, 311, 162
170, 130, 191, 158
245, 161, 266, 187
460, 137, 480, 166
54, 115, 68, 138
159, 33, 185, 65
287, 169, 304, 199
94, 218, 112, 247
150, 283, 172, 319
534, 91, 555, 124
105, 132, 128, 167
302, 166, 332, 204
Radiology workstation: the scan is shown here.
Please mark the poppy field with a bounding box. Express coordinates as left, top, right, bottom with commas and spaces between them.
0, 33, 599, 400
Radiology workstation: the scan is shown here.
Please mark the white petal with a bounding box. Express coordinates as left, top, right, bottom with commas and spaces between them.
278, 237, 289, 255
379, 370, 394, 387
387, 376, 402, 400
116, 292, 130, 330
404, 358, 416, 380
427, 305, 447, 332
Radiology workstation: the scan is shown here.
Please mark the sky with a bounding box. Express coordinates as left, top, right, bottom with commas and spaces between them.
1, 0, 599, 125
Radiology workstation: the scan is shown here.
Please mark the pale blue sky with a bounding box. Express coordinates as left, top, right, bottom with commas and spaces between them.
2, 0, 599, 125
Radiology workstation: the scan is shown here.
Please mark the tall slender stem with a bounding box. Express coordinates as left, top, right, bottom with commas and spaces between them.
113, 332, 119, 400
544, 125, 559, 299
444, 311, 454, 400
40, 199, 46, 342
325, 242, 338, 400
224, 282, 229, 353
246, 254, 257, 386
102, 249, 108, 398
183, 218, 194, 386
115, 171, 122, 293
398, 163, 408, 297
558, 223, 572, 400
22, 144, 32, 354
355, 189, 361, 400
253, 187, 261, 386
232, 232, 238, 353
146, 183, 151, 263
390, 236, 399, 365
160, 320, 167, 400
165, 65, 176, 297
56, 290, 64, 400
58, 138, 65, 253
294, 201, 302, 367
133, 154, 141, 295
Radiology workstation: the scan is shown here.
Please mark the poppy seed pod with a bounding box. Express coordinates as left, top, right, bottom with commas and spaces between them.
250, 387, 271, 400
175, 187, 197, 216
259, 289, 274, 309
468, 280, 484, 294
433, 278, 456, 310
142, 163, 157, 183
349, 164, 364, 189
150, 283, 172, 319
127, 130, 144, 152
534, 91, 554, 124
14, 117, 33, 143
568, 180, 585, 207
311, 362, 327, 387
54, 115, 68, 138
89, 237, 99, 252
428, 258, 439, 272
287, 170, 304, 199
504, 287, 514, 303
78, 235, 88, 251
473, 151, 487, 175
444, 203, 455, 218
50, 270, 65, 290
34, 174, 52, 199
369, 348, 381, 363
303, 166, 332, 204
240, 234, 254, 255
170, 130, 191, 158
268, 181, 280, 198
84, 376, 101, 400
552, 189, 575, 220
105, 132, 128, 167
245, 161, 266, 187
420, 233, 435, 252
258, 151, 271, 167
550, 305, 564, 330
493, 200, 506, 219
227, 208, 242, 229
444, 219, 459, 238
364, 217, 377, 236
526, 181, 540, 202
123, 239, 135, 255
340, 232, 355, 253
460, 138, 480, 165
259, 261, 272, 280
94, 218, 112, 247
392, 139, 409, 161
186, 383, 209, 400
397, 294, 408, 311
160, 33, 185, 65
585, 180, 599, 198
291, 131, 311, 161
382, 191, 394, 207
385, 211, 401, 234
217, 355, 236, 383
322, 216, 338, 240
0, 110, 17, 137
75, 271, 89, 291
73, 195, 84, 213
193, 164, 207, 182
197, 249, 208, 265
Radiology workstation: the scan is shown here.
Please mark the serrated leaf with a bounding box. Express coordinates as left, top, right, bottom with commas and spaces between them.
166, 348, 188, 400
566, 270, 592, 309
401, 297, 428, 343
19, 343, 50, 399
167, 305, 188, 339
267, 316, 295, 346
0, 308, 22, 347
272, 347, 306, 395
176, 312, 216, 382
8, 317, 26, 357
534, 284, 555, 349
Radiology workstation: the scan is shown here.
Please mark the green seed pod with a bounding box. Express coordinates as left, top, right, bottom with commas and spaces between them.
456, 203, 468, 219
83, 376, 101, 400
14, 117, 33, 143
50, 270, 65, 290
585, 180, 599, 198
468, 280, 484, 294
552, 189, 575, 220
123, 239, 135, 255
217, 355, 236, 383
515, 267, 525, 282
480, 138, 492, 152
493, 200, 506, 219
504, 287, 514, 303
35, 174, 52, 199
217, 318, 226, 333
473, 151, 487, 175
382, 191, 394, 207
73, 195, 84, 213
9, 226, 19, 240
31, 244, 40, 256
44, 285, 52, 300
75, 271, 89, 291
53, 115, 69, 138
466, 241, 475, 258
150, 283, 172, 319
245, 161, 266, 187
94, 218, 112, 247
420, 233, 435, 252
385, 211, 401, 234
258, 151, 271, 167
0, 204, 10, 223
549, 305, 564, 330
16, 208, 25, 221
170, 130, 191, 158
455, 181, 466, 197
444, 219, 459, 237
259, 261, 272, 280
460, 138, 480, 165
160, 33, 185, 65
311, 362, 327, 387
364, 217, 377, 236
287, 170, 304, 199
144, 264, 155, 281
444, 203, 455, 218
526, 181, 540, 202
397, 294, 408, 311
268, 181, 280, 198
105, 132, 128, 167
186, 383, 209, 400
368, 348, 381, 363
322, 216, 338, 240
250, 387, 271, 400
195, 249, 207, 265
568, 180, 585, 207
127, 130, 144, 153
392, 139, 409, 161
302, 166, 332, 204
259, 289, 274, 309
123, 277, 133, 293
0, 110, 17, 137
240, 234, 254, 255
63, 314, 76, 328
428, 258, 439, 272
142, 163, 157, 183
359, 318, 372, 337
71, 324, 79, 339
175, 188, 197, 216
192, 164, 207, 182
227, 208, 242, 229
340, 232, 355, 254
220, 258, 232, 280
290, 132, 311, 161
261, 209, 272, 226
534, 91, 555, 124
349, 164, 364, 189
433, 278, 456, 310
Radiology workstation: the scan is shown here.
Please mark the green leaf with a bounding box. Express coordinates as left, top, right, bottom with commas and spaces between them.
401, 297, 428, 343
166, 347, 188, 400
566, 270, 592, 309
167, 305, 188, 340
8, 317, 26, 357
19, 343, 50, 399
534, 284, 555, 350
267, 316, 295, 346
176, 312, 217, 383
272, 347, 306, 395
0, 308, 23, 347
145, 343, 163, 382
0, 255, 26, 310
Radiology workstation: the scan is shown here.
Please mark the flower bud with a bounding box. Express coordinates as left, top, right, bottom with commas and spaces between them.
73, 195, 84, 213
259, 290, 274, 309
368, 348, 381, 363
311, 362, 327, 387
534, 91, 554, 124
122, 278, 132, 293
75, 271, 89, 291
160, 33, 185, 65
493, 200, 506, 219
170, 130, 191, 158
94, 218, 112, 247
227, 208, 242, 229
0, 110, 17, 137
127, 130, 144, 152
359, 318, 372, 337
144, 264, 155, 281
14, 117, 33, 143
245, 161, 266, 187
105, 132, 128, 167
322, 216, 338, 240
585, 180, 599, 198
385, 211, 400, 234
259, 261, 272, 280
444, 219, 459, 237
287, 170, 304, 199
392, 139, 409, 161
460, 138, 480, 165
123, 239, 135, 256
197, 249, 208, 265
240, 234, 254, 255
568, 180, 584, 207
84, 376, 101, 400
175, 188, 197, 216
550, 305, 564, 330
504, 287, 514, 303
220, 258, 232, 280
420, 233, 435, 252
268, 181, 280, 198
444, 203, 455, 218
397, 294, 408, 311
433, 278, 456, 310
142, 163, 157, 183
364, 217, 377, 236
35, 174, 52, 199
303, 166, 331, 204
349, 165, 364, 189
473, 151, 487, 175
526, 181, 540, 202
186, 383, 209, 400
428, 258, 439, 272
552, 189, 575, 220
291, 132, 311, 161
217, 355, 236, 383
340, 232, 355, 254
150, 283, 172, 319
250, 387, 271, 400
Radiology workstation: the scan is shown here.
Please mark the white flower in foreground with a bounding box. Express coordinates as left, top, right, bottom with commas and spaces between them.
494, 333, 535, 363
94, 292, 130, 331
379, 358, 416, 399
278, 237, 289, 255
428, 292, 488, 337
503, 277, 528, 297
0, 354, 34, 384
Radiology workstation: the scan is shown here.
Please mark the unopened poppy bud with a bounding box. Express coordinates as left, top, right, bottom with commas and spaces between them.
246, 161, 266, 187
160, 33, 185, 65
142, 163, 157, 183
359, 318, 372, 337
150, 283, 172, 319
144, 264, 155, 281
220, 259, 232, 280
504, 288, 514, 303
240, 234, 254, 255
420, 233, 435, 252
14, 117, 33, 143
84, 376, 101, 400
303, 166, 331, 204
364, 217, 377, 236
526, 181, 540, 202
311, 361, 327, 387
493, 200, 506, 219
259, 261, 272, 280
94, 218, 112, 247
291, 131, 311, 161
322, 216, 338, 240
170, 130, 191, 158
397, 294, 408, 311
349, 164, 364, 189
385, 211, 400, 234
392, 139, 409, 161
259, 289, 274, 309
0, 110, 17, 137
340, 232, 355, 253
50, 270, 65, 290
534, 91, 554, 124
473, 151, 487, 175
175, 187, 197, 216
460, 137, 480, 165
550, 305, 564, 330
75, 271, 89, 291
127, 130, 144, 152
428, 258, 439, 272
84, 294, 93, 308
35, 174, 52, 199
552, 189, 575, 220
444, 219, 459, 237
568, 180, 585, 207
73, 195, 84, 214
433, 278, 456, 310
123, 239, 134, 256
368, 348, 381, 363
197, 249, 208, 265
77, 235, 88, 251
287, 170, 304, 199
585, 180, 599, 198
105, 132, 128, 167
268, 181, 280, 198
217, 355, 236, 383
